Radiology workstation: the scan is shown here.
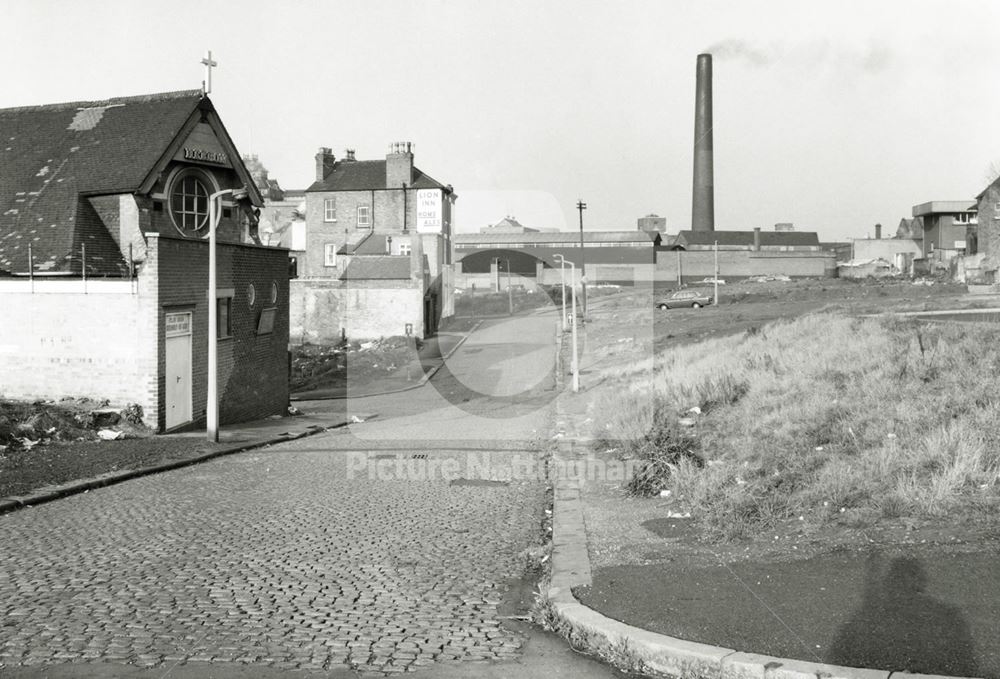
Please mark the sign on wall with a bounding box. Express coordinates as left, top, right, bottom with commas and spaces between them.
173, 123, 233, 168
416, 189, 442, 233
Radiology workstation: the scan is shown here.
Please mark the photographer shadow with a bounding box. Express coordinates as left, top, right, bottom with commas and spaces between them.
827, 553, 978, 676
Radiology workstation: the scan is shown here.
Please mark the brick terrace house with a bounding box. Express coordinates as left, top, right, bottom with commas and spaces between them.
0, 91, 290, 432
289, 143, 456, 343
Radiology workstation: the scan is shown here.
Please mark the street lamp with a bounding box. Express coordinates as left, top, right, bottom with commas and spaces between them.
494, 257, 513, 316
713, 240, 719, 305
207, 186, 248, 442
553, 254, 567, 332
554, 254, 580, 393
576, 199, 587, 319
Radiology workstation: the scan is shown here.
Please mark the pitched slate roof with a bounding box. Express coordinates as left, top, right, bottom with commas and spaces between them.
306, 160, 446, 192
0, 90, 204, 275
338, 232, 393, 255
340, 255, 412, 280
674, 230, 820, 248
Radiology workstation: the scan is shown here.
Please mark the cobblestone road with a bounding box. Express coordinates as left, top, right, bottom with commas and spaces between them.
0, 438, 548, 674
0, 315, 576, 677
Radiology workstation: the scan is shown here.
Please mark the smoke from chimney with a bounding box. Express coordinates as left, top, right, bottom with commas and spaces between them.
692, 53, 715, 232
704, 39, 891, 75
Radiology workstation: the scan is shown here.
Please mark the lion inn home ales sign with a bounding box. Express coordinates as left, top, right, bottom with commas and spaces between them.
416, 189, 442, 233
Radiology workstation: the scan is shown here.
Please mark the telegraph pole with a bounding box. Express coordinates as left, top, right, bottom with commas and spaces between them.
577, 199, 587, 317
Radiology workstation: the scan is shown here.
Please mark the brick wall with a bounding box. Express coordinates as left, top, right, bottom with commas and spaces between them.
852, 239, 922, 262
978, 185, 1000, 277
290, 279, 423, 344
655, 250, 835, 282
0, 279, 158, 425
151, 234, 289, 430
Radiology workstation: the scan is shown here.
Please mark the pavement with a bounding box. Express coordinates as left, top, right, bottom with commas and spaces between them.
0, 312, 633, 678
0, 409, 362, 515
542, 296, 1000, 679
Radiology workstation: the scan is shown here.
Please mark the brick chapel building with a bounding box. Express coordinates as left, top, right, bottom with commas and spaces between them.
0, 90, 290, 432
288, 142, 457, 343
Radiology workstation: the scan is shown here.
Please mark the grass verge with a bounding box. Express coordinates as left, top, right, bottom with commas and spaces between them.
597, 313, 1000, 541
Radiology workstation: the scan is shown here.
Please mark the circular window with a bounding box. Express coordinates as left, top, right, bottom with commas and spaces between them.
169, 171, 211, 236
270, 281, 278, 304
247, 283, 256, 307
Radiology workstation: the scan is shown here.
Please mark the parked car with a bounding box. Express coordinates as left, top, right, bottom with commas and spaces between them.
700, 277, 726, 285
656, 289, 714, 309
747, 274, 791, 283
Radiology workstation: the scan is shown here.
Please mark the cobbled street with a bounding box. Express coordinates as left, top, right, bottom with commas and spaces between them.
0, 314, 624, 678
0, 443, 545, 674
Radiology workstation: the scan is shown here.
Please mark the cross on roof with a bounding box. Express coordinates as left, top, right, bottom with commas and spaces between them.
201, 50, 218, 95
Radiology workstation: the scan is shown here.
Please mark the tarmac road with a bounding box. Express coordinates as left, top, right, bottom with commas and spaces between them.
314, 312, 564, 448
0, 312, 632, 678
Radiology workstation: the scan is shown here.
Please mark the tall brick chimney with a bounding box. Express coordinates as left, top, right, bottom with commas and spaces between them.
386, 141, 414, 188
692, 54, 715, 232
875, 223, 882, 240
315, 147, 335, 182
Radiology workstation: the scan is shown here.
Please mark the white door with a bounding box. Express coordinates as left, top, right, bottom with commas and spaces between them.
165, 312, 193, 429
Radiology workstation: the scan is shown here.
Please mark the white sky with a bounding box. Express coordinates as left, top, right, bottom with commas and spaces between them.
3, 0, 999, 240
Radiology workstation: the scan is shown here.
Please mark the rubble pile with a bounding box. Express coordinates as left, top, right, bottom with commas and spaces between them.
291, 337, 422, 393
0, 398, 149, 453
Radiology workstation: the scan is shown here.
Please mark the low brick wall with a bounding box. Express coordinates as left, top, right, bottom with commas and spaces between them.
291, 279, 424, 344
0, 279, 157, 420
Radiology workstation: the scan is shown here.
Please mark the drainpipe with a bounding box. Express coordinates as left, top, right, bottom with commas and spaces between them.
402, 183, 408, 232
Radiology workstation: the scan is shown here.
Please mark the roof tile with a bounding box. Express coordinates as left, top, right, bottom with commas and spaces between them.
306, 160, 445, 192
0, 90, 204, 274
341, 255, 412, 280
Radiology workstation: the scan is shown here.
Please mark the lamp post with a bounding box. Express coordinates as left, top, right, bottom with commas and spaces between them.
554, 254, 567, 332
576, 199, 587, 319
555, 254, 580, 392
207, 186, 248, 442
713, 240, 719, 305
495, 257, 513, 316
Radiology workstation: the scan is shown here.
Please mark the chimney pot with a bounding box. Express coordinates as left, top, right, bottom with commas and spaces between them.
386, 140, 414, 187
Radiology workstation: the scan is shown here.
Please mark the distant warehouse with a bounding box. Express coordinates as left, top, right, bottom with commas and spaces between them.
659, 228, 834, 282
454, 230, 661, 287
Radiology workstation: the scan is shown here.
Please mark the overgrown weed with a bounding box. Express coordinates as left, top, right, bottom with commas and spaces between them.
597, 313, 1000, 540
